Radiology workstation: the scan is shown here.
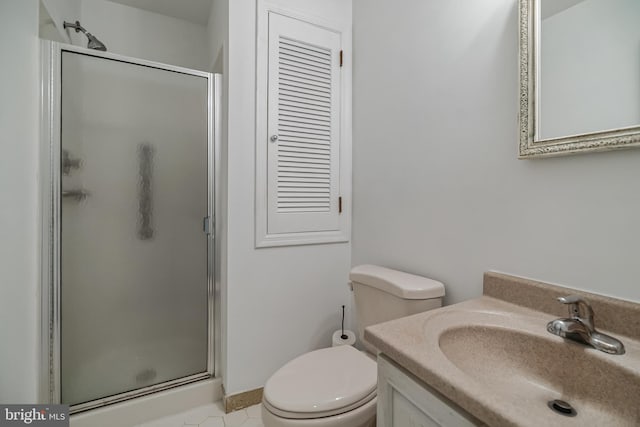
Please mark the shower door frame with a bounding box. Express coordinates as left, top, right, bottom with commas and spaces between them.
39, 41, 221, 413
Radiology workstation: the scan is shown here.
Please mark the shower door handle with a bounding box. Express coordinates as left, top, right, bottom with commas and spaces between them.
203, 216, 212, 236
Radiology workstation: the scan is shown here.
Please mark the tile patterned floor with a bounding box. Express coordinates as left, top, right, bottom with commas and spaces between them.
137, 401, 263, 427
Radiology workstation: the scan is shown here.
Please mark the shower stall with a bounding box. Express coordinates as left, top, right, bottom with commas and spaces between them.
40, 41, 220, 413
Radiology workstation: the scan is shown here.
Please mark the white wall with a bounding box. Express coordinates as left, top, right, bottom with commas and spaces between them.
0, 0, 40, 403
224, 0, 353, 394
540, 0, 640, 139
352, 0, 640, 305
42, 0, 209, 71
207, 0, 228, 73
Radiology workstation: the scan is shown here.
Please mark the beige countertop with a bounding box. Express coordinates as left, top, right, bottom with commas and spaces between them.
364, 273, 640, 427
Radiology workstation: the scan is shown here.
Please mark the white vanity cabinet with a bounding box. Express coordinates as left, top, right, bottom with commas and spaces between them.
377, 354, 483, 427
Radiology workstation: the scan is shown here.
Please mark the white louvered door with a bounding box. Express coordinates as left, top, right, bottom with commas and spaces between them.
267, 12, 341, 234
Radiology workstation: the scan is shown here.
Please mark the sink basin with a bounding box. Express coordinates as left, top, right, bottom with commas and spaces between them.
439, 323, 640, 426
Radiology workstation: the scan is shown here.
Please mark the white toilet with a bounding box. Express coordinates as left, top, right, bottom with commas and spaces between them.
261, 264, 445, 427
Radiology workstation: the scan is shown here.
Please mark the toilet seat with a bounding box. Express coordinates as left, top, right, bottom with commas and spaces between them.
263, 389, 376, 419
263, 345, 377, 420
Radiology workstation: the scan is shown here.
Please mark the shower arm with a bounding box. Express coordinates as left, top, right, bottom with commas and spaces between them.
63, 20, 88, 35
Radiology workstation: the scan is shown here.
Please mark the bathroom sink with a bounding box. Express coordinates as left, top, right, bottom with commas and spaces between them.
437, 321, 640, 426
365, 276, 640, 427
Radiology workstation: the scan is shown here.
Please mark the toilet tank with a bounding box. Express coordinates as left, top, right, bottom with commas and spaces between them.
350, 265, 445, 354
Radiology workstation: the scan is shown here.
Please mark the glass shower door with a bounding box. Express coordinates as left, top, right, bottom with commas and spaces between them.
59, 51, 210, 407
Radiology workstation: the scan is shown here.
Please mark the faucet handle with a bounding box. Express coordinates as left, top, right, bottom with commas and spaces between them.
557, 295, 595, 331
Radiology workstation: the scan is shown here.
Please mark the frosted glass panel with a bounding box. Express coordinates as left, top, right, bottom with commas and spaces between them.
60, 51, 209, 406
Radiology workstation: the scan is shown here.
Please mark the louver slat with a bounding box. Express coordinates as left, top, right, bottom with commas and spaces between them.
276, 35, 334, 214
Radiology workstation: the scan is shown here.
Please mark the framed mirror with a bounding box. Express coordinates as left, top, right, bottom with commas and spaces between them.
519, 0, 640, 158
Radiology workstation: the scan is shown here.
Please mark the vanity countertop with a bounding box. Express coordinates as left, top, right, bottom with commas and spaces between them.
364, 272, 640, 427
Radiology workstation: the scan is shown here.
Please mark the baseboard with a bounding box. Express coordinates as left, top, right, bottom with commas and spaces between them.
223, 387, 263, 413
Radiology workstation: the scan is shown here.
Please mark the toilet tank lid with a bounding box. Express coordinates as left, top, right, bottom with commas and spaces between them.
349, 265, 445, 299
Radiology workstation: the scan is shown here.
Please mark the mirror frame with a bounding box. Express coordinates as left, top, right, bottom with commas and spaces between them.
518, 0, 640, 158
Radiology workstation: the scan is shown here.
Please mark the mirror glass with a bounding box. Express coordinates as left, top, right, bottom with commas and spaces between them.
538, 0, 640, 140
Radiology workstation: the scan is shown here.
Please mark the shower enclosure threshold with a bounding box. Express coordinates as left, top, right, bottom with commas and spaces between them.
70, 377, 222, 427
69, 373, 213, 414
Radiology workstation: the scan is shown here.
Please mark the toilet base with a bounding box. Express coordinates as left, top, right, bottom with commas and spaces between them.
261, 396, 376, 427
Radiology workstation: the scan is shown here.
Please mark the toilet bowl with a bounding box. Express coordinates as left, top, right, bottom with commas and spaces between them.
261, 346, 377, 427
262, 265, 445, 427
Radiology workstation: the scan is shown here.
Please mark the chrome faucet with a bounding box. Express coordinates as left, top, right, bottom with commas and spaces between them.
547, 295, 625, 355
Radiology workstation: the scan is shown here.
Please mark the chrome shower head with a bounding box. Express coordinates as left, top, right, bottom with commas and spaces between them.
63, 20, 107, 52
85, 32, 107, 51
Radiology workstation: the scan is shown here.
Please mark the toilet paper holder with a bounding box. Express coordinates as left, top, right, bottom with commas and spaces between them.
333, 305, 356, 347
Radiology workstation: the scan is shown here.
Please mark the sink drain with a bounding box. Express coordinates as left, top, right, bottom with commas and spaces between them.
547, 399, 577, 417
